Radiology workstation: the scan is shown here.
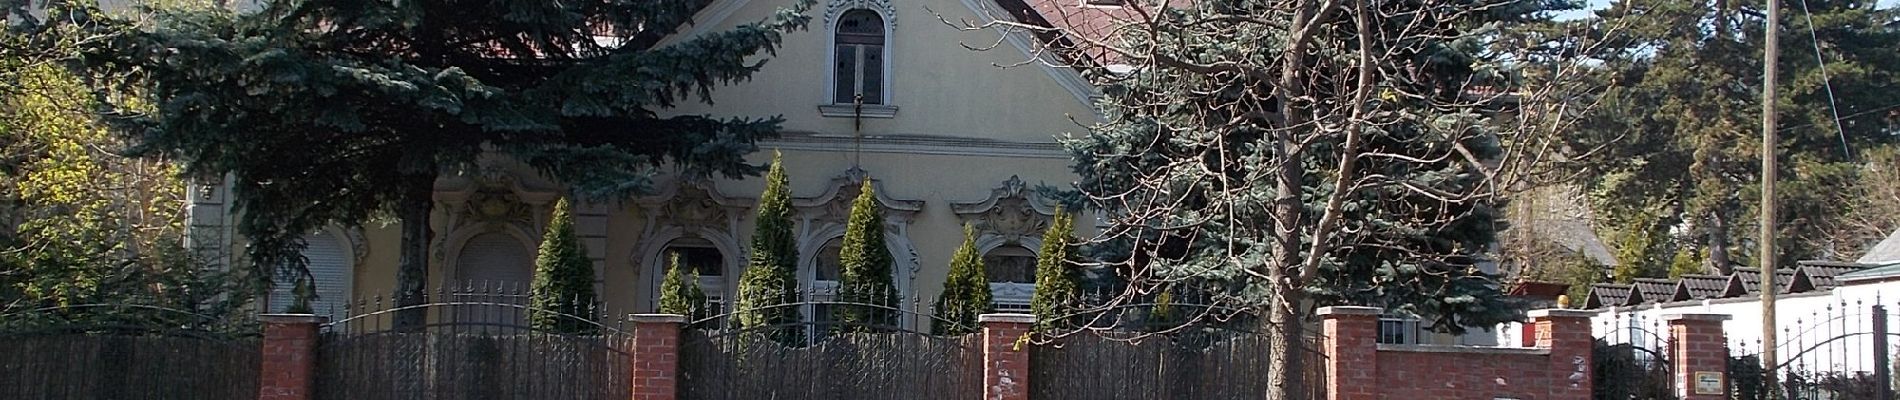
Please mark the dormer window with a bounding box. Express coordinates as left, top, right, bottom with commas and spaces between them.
821, 8, 897, 118
834, 9, 885, 105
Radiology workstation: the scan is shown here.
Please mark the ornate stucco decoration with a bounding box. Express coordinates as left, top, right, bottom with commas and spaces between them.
952, 175, 1060, 249
824, 0, 895, 29
630, 177, 754, 311
952, 176, 1062, 306
792, 167, 926, 298
431, 157, 562, 265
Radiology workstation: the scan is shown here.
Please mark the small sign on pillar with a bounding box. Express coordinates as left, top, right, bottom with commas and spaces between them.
1693, 371, 1724, 395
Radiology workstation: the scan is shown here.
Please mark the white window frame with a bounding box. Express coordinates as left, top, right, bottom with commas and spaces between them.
819, 6, 897, 118
1378, 314, 1425, 345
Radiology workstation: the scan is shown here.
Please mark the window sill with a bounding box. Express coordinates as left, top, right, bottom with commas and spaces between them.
818, 104, 899, 119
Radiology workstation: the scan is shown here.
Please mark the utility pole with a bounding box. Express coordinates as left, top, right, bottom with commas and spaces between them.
1760, 0, 1782, 394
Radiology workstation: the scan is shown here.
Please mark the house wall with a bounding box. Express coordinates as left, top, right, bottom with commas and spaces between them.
191, 0, 1103, 324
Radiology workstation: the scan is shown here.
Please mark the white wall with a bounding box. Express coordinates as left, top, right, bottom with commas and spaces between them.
1588, 281, 1900, 374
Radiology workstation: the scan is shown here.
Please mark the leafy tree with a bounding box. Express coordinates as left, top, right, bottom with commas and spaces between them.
1667, 248, 1705, 280
1567, 0, 1900, 269
0, 4, 248, 324
73, 0, 813, 327
733, 152, 802, 344
1029, 207, 1080, 332
833, 180, 898, 332
528, 198, 597, 334
1003, 0, 1586, 395
933, 224, 992, 335
658, 253, 709, 321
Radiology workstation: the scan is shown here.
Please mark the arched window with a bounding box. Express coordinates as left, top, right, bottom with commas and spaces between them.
662, 237, 728, 316
805, 238, 847, 340
833, 9, 886, 105
457, 232, 534, 289
984, 245, 1038, 311
983, 246, 1037, 284
268, 233, 351, 315
454, 232, 533, 327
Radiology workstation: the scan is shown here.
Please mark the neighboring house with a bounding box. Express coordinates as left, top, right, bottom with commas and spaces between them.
191, 0, 1106, 321
1583, 230, 1900, 374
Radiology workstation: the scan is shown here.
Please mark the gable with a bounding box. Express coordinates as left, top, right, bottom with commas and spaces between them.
655, 0, 1100, 146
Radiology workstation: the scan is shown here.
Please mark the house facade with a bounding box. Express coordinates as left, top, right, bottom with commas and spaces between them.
187, 0, 1107, 322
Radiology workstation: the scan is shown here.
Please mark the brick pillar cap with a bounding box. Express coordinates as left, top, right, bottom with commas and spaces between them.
629, 313, 688, 323
1663, 313, 1732, 322
1316, 306, 1383, 316
1527, 309, 1596, 319
258, 314, 326, 324
977, 313, 1036, 324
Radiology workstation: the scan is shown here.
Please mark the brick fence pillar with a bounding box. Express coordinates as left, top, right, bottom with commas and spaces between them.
258, 314, 322, 400
630, 314, 686, 400
980, 313, 1035, 400
1531, 309, 1595, 400
1666, 314, 1731, 399
1318, 306, 1380, 400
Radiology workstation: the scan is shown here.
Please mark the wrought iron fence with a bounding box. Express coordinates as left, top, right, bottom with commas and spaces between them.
1028, 328, 1326, 400
677, 291, 984, 400
314, 286, 634, 400
1594, 312, 1676, 400
0, 304, 260, 400
1729, 298, 1899, 400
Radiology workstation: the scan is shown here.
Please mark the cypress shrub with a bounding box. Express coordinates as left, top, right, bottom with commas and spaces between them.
934, 224, 993, 335
529, 198, 599, 334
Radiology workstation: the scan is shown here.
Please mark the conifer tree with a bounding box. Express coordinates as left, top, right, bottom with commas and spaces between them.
933, 224, 992, 335
71, 0, 812, 328
834, 180, 898, 333
733, 152, 803, 344
658, 253, 709, 321
1030, 207, 1080, 332
530, 198, 598, 334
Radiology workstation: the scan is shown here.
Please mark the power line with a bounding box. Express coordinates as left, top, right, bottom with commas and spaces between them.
1796, 0, 1854, 159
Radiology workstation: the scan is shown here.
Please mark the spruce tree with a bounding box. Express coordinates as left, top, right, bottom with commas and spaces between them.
658, 253, 709, 321
733, 152, 802, 345
834, 180, 898, 333
71, 0, 812, 328
933, 224, 992, 335
1030, 207, 1080, 332
529, 198, 598, 334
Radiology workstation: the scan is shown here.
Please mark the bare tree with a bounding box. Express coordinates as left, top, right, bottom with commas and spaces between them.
941, 0, 1617, 397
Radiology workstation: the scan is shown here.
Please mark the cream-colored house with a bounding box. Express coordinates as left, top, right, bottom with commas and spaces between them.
187, 0, 1105, 323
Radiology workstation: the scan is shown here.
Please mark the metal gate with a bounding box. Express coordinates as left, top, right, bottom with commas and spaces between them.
676, 293, 983, 400
1594, 313, 1677, 399
0, 304, 260, 400
314, 288, 635, 400
1729, 299, 1898, 400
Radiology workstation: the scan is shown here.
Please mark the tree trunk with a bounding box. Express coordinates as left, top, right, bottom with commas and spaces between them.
393, 178, 434, 329
1267, 286, 1309, 400
1707, 211, 1733, 275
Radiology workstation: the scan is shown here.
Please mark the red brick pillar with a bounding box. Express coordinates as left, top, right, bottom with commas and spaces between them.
1667, 314, 1731, 399
980, 313, 1034, 400
630, 314, 685, 400
258, 314, 322, 400
1531, 309, 1595, 400
1318, 306, 1380, 400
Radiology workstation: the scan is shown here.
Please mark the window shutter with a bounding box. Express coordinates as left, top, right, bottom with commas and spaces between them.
268, 233, 351, 315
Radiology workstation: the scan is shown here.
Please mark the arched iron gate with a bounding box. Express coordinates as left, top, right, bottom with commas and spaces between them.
314, 287, 634, 400
676, 294, 983, 400
1730, 299, 1900, 400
